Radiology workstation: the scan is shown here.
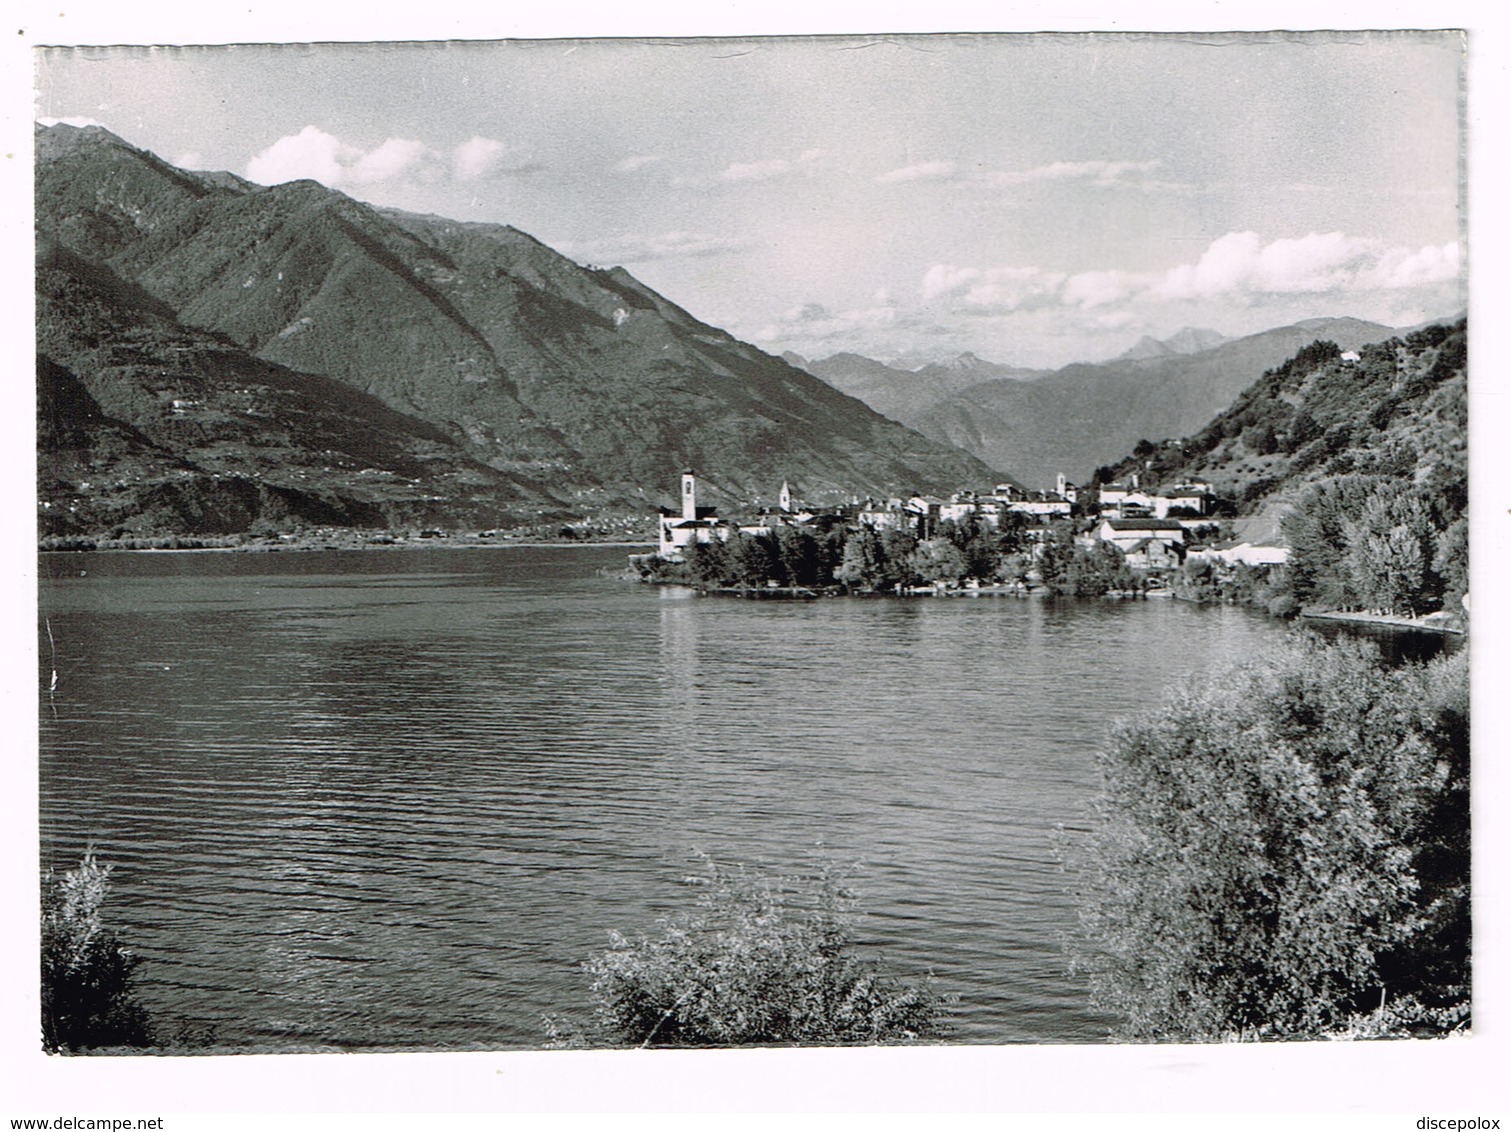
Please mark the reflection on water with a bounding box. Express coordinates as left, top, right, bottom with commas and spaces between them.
40, 547, 1305, 1049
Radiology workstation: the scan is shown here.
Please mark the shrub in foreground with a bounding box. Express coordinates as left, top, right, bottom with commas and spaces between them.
563, 858, 948, 1047
41, 850, 154, 1052
1067, 637, 1468, 1041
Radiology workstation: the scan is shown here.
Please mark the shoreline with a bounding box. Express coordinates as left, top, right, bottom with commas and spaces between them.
642, 579, 1178, 601
39, 536, 657, 555
1301, 608, 1466, 635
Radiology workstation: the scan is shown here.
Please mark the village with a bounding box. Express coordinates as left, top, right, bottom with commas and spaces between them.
648, 471, 1290, 591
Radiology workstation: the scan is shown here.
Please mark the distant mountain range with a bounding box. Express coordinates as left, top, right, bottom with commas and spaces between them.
35, 124, 1003, 538
795, 319, 1416, 489
786, 351, 1046, 429
1110, 327, 1232, 362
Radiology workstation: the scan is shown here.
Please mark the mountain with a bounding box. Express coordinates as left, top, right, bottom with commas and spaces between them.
1096, 321, 1467, 517
909, 317, 1400, 489
794, 351, 1044, 432
1163, 327, 1232, 355
1112, 327, 1230, 363
1112, 336, 1176, 363
37, 238, 563, 537
35, 124, 1003, 537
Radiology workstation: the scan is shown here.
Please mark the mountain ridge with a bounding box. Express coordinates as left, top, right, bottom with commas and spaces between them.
1112, 327, 1231, 363
35, 123, 1007, 537
1094, 320, 1467, 516
792, 350, 1045, 430
910, 316, 1409, 489
787, 318, 1434, 490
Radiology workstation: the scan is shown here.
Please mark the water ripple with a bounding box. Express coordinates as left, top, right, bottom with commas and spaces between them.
39, 545, 1288, 1048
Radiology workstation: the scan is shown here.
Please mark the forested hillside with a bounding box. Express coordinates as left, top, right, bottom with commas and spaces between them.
37, 239, 559, 537
1097, 319, 1467, 618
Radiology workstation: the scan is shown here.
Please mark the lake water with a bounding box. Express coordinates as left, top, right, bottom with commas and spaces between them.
38, 544, 1295, 1050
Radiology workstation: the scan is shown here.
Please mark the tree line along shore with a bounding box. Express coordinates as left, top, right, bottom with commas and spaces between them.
631, 505, 1466, 635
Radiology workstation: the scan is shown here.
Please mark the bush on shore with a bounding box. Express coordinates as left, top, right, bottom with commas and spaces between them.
1066, 636, 1469, 1041
553, 857, 949, 1048
41, 850, 154, 1053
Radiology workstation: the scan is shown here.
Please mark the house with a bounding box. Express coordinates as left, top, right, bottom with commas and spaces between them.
1097, 479, 1138, 507
856, 494, 949, 536
656, 471, 732, 559
1097, 479, 1213, 519
858, 499, 915, 533
939, 493, 1009, 529
1097, 481, 1155, 517
906, 495, 945, 537
1098, 517, 1187, 553
1006, 493, 1073, 519
939, 492, 980, 526
993, 482, 1072, 519
1121, 537, 1184, 571
1152, 481, 1214, 518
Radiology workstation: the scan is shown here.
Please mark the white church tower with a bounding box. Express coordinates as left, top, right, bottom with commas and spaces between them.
779, 480, 793, 513
681, 471, 698, 521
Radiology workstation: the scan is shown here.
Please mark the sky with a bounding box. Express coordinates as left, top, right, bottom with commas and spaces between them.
33, 31, 1465, 369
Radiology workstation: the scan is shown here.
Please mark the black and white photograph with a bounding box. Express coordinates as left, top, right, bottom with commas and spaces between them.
11, 3, 1508, 1123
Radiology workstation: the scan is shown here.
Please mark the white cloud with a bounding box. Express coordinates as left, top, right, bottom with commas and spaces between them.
995, 159, 1161, 186
752, 300, 899, 343
876, 160, 959, 184
1359, 241, 1461, 289
558, 230, 749, 264
615, 154, 662, 173
452, 136, 508, 182
920, 265, 980, 303
245, 127, 534, 192
662, 151, 824, 189
1156, 231, 1263, 299
247, 126, 355, 187
1255, 231, 1374, 293
1155, 231, 1452, 299
352, 137, 430, 185
1091, 310, 1137, 330
720, 158, 792, 183
921, 264, 1066, 313
1062, 269, 1149, 310
867, 156, 1162, 192
913, 231, 1462, 350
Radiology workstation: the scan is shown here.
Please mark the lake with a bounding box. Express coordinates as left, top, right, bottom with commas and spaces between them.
38, 544, 1295, 1050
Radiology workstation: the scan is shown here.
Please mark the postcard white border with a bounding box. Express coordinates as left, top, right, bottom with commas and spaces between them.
5, 2, 1506, 1123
